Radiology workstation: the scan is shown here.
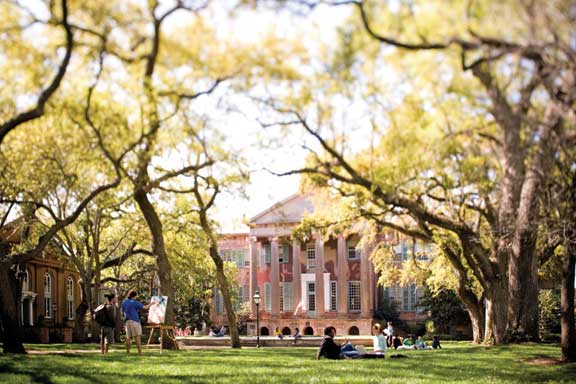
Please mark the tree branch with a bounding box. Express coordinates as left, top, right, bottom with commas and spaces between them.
0, 0, 74, 146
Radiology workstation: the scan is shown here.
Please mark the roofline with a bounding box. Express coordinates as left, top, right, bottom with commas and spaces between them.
248, 193, 304, 223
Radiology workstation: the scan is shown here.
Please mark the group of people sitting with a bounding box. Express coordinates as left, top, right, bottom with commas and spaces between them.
275, 327, 303, 344
316, 323, 442, 360
208, 325, 227, 337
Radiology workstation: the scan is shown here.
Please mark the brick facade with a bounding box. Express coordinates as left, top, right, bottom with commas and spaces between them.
211, 195, 429, 336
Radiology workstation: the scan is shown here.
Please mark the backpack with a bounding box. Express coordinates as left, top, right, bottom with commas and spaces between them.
94, 304, 112, 326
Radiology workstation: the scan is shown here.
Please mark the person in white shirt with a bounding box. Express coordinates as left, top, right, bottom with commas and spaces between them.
372, 323, 387, 355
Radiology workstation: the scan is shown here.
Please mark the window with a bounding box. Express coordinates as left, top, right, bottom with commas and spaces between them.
393, 242, 409, 261
264, 244, 271, 264
348, 281, 361, 312
281, 282, 293, 311
307, 282, 316, 312
330, 281, 337, 312
66, 277, 74, 320
264, 283, 271, 312
44, 273, 53, 318
306, 245, 316, 269
22, 270, 30, 291
242, 284, 249, 304
279, 244, 290, 264
214, 288, 224, 314
347, 242, 360, 260
220, 249, 247, 268
402, 284, 418, 311
416, 243, 431, 261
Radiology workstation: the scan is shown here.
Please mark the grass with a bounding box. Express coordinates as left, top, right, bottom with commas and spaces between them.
0, 342, 575, 383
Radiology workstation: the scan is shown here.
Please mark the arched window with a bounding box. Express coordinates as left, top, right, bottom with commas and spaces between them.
303, 326, 314, 336
260, 327, 270, 336
66, 277, 74, 320
44, 273, 53, 318
282, 326, 291, 336
348, 326, 360, 336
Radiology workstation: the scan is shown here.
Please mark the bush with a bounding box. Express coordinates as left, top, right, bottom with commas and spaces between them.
539, 289, 561, 340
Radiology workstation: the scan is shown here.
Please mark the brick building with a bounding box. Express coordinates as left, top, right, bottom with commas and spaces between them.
211, 195, 429, 336
1, 218, 81, 342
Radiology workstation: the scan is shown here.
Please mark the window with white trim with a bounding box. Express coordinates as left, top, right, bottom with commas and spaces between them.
264, 244, 271, 264
281, 282, 293, 311
44, 273, 53, 318
220, 249, 248, 268
264, 283, 271, 312
306, 245, 316, 269
279, 244, 290, 264
347, 242, 360, 260
307, 282, 316, 312
348, 281, 361, 312
330, 281, 337, 312
66, 277, 74, 319
402, 284, 418, 311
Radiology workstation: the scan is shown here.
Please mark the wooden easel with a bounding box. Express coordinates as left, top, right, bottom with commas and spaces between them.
145, 325, 179, 353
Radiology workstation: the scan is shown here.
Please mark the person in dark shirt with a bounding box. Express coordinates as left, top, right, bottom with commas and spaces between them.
316, 326, 342, 360
99, 293, 116, 354
432, 335, 442, 349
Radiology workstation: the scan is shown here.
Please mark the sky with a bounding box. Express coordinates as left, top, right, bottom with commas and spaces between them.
15, 0, 364, 232
166, 1, 356, 232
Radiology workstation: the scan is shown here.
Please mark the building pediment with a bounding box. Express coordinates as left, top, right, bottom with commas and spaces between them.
249, 194, 314, 227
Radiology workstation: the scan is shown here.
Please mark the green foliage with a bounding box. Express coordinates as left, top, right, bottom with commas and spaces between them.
419, 288, 470, 335
374, 296, 405, 332
538, 290, 561, 341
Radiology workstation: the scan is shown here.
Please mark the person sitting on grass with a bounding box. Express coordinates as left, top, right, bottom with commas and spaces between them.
397, 334, 417, 350
392, 336, 403, 350
415, 335, 433, 350
432, 335, 442, 349
372, 323, 387, 356
317, 326, 361, 359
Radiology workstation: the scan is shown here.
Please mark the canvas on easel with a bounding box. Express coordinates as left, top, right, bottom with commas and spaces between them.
148, 295, 168, 324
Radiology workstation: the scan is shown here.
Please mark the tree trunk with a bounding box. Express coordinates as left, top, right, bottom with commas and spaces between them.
73, 296, 89, 342
458, 288, 485, 344
561, 171, 576, 362
508, 234, 540, 341
0, 260, 26, 354
484, 279, 508, 345
211, 246, 241, 348
133, 188, 176, 350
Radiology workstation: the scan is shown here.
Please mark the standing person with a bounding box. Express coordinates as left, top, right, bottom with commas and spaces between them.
372, 323, 387, 355
384, 321, 394, 347
121, 290, 154, 355
97, 293, 116, 354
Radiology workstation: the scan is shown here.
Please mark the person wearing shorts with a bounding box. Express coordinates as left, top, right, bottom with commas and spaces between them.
121, 290, 153, 355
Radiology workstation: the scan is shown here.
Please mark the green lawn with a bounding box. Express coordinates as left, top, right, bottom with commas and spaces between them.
0, 343, 574, 383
